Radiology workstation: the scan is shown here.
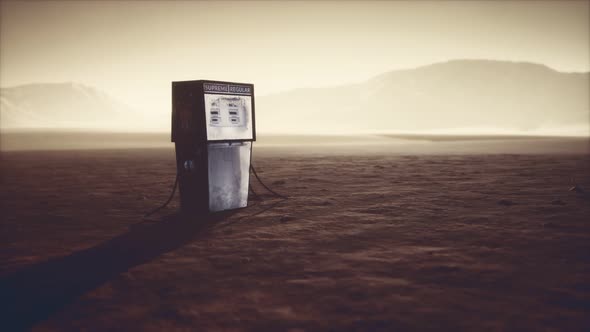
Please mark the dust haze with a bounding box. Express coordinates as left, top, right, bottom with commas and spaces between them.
1, 2, 590, 331
1, 1, 589, 138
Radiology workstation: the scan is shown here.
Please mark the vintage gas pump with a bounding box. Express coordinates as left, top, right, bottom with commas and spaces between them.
171, 80, 255, 214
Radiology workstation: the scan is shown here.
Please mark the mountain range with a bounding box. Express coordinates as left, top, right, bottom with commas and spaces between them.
257, 60, 589, 135
1, 60, 588, 135
0, 83, 152, 130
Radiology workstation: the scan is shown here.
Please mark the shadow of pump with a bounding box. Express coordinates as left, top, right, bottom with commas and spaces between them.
0, 211, 236, 331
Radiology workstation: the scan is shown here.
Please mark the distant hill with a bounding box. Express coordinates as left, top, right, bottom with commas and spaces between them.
1, 60, 588, 135
0, 83, 151, 130
257, 60, 589, 135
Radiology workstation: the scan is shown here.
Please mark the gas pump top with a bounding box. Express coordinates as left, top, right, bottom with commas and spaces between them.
172, 80, 256, 143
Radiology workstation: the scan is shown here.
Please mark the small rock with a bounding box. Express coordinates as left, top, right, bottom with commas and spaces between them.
250, 195, 263, 201
569, 184, 585, 194
280, 215, 295, 222
497, 199, 514, 206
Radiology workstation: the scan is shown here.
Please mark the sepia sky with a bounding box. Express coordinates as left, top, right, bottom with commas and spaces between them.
1, 0, 589, 114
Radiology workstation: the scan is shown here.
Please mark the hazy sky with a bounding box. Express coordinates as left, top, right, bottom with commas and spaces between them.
1, 0, 589, 114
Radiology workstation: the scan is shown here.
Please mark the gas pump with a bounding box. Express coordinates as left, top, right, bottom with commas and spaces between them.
171, 80, 255, 214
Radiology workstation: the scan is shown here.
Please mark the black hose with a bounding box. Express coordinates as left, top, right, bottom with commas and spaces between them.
143, 161, 286, 221
143, 173, 179, 220
250, 164, 288, 199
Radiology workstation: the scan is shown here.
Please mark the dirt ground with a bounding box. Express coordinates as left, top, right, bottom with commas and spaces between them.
1, 145, 589, 331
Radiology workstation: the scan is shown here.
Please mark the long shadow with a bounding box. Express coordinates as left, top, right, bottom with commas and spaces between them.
0, 211, 235, 331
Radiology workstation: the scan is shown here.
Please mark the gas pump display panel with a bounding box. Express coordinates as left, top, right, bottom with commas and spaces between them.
203, 82, 254, 141
204, 94, 253, 141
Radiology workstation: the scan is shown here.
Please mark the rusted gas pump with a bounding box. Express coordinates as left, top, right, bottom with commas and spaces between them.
171, 80, 255, 214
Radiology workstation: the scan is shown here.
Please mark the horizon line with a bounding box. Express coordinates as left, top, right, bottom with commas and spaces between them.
1, 58, 589, 93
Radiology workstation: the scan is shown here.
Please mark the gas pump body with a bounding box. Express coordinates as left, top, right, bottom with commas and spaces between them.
172, 80, 255, 214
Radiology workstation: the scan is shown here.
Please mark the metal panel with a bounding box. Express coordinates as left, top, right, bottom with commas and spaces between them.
207, 142, 251, 212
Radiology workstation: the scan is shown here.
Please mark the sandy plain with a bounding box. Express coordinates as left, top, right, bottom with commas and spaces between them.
1, 136, 589, 331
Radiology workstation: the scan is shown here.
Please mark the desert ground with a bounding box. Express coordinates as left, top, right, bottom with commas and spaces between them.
1, 136, 590, 331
